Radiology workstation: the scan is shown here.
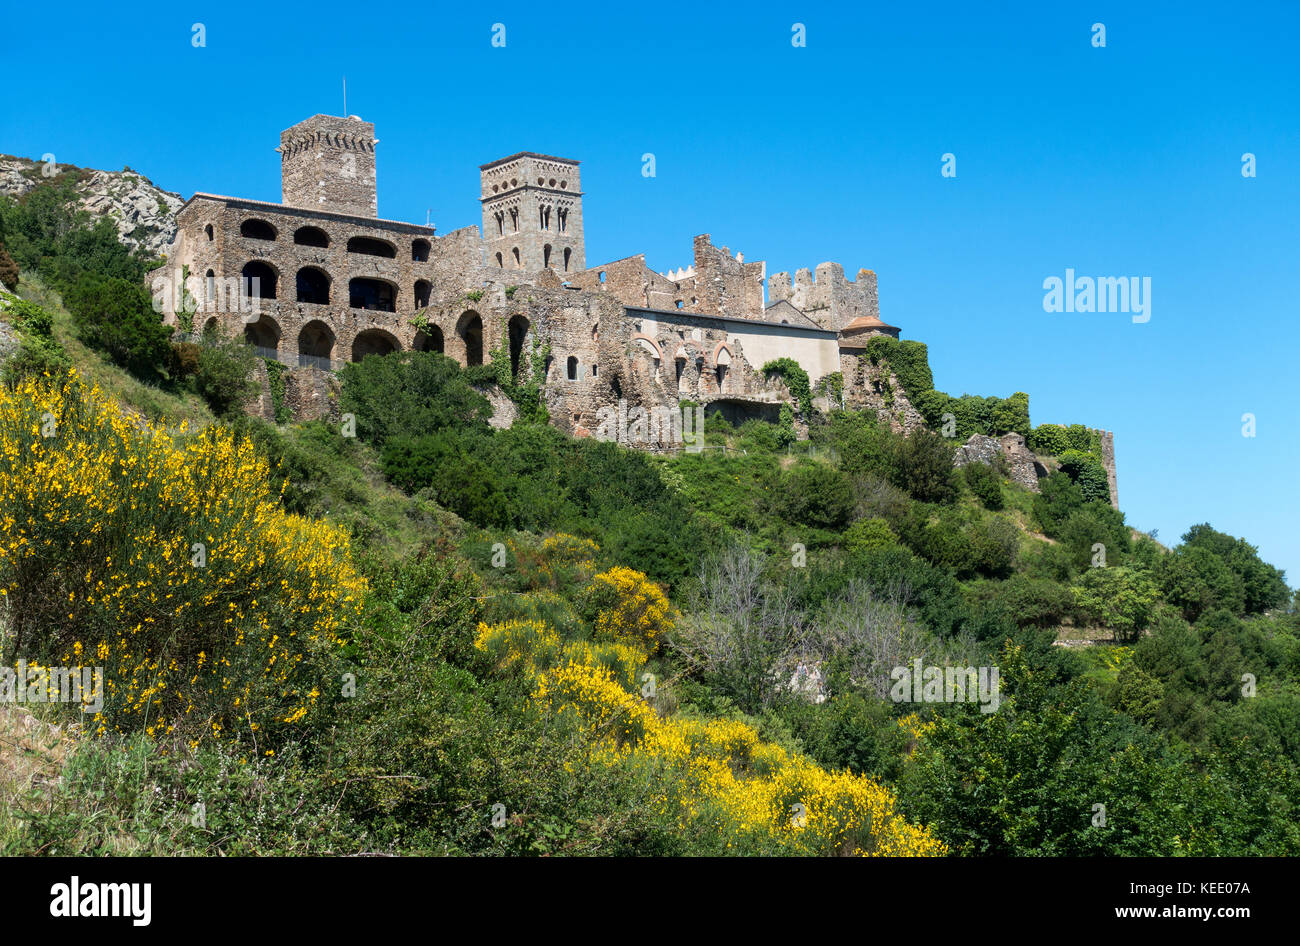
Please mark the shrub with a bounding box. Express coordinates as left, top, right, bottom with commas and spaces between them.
888, 429, 958, 504
1058, 448, 1110, 505
0, 373, 364, 743
844, 518, 899, 556
0, 295, 70, 382
1072, 567, 1160, 642
340, 350, 494, 447
962, 460, 1004, 510
0, 243, 18, 290
63, 275, 172, 380
169, 340, 201, 378
777, 462, 855, 530
381, 431, 509, 527
579, 566, 676, 654
194, 330, 257, 416
762, 358, 813, 417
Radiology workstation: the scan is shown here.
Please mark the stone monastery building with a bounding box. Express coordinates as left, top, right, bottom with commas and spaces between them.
153, 113, 922, 442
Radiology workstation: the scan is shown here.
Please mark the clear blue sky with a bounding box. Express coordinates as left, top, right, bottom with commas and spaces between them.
4, 1, 1297, 584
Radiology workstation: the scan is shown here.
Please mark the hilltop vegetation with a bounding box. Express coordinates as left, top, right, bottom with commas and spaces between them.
1, 181, 1297, 857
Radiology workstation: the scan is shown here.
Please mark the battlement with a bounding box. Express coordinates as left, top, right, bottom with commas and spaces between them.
768, 264, 880, 333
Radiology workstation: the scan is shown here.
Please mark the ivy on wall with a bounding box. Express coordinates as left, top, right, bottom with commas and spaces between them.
762, 357, 813, 417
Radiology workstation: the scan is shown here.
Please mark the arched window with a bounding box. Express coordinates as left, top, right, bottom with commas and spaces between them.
351, 329, 401, 362
457, 311, 484, 367
558, 209, 567, 233
715, 347, 731, 389
508, 315, 529, 379
243, 315, 280, 355
241, 261, 277, 300
567, 356, 578, 381
494, 211, 504, 236
205, 224, 214, 242
512, 247, 521, 268
412, 239, 430, 262
509, 208, 519, 232
543, 244, 552, 269
298, 320, 335, 368
495, 252, 504, 268
205, 269, 215, 306
563, 247, 571, 272
413, 326, 444, 354
240, 219, 276, 241
296, 267, 330, 305
414, 279, 431, 309
346, 236, 396, 258
675, 299, 684, 309
293, 226, 329, 248
348, 277, 396, 312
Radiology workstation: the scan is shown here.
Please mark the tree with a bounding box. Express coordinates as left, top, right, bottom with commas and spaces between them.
194, 329, 258, 417
888, 429, 958, 504
64, 274, 172, 379
1072, 567, 1160, 642
339, 350, 493, 447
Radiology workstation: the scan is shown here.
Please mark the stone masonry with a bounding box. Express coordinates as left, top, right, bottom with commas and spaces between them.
147, 113, 1117, 489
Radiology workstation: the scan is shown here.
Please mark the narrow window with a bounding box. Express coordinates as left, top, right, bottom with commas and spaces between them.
567, 356, 578, 381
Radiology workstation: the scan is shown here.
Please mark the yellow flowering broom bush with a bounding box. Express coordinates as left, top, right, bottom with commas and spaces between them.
476, 615, 945, 856
580, 565, 677, 654
0, 373, 365, 743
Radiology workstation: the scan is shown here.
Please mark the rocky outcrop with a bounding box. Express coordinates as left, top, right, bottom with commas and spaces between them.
0, 156, 180, 258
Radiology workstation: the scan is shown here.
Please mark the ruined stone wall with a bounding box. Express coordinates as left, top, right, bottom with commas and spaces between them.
768, 264, 880, 333
1096, 429, 1118, 509
677, 234, 765, 322
837, 349, 926, 434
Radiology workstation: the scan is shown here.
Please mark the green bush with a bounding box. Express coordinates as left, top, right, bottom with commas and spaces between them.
888, 429, 958, 504
962, 460, 1004, 510
340, 350, 494, 447
64, 274, 172, 379
844, 517, 899, 556
762, 357, 813, 417
1058, 448, 1110, 505
1072, 566, 1161, 642
194, 330, 257, 416
776, 462, 855, 530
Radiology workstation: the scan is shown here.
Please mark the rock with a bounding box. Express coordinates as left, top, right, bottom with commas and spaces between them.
0, 155, 180, 258
953, 433, 1001, 467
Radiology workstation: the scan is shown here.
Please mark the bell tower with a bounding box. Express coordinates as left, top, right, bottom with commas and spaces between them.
480, 152, 584, 275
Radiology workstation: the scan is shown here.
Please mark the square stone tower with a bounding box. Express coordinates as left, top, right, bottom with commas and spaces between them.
480, 152, 584, 275
279, 115, 378, 218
